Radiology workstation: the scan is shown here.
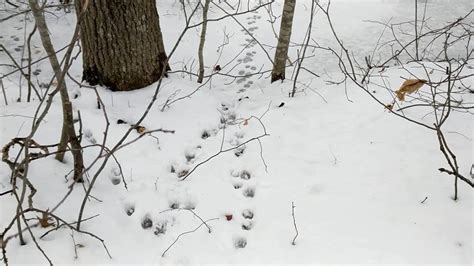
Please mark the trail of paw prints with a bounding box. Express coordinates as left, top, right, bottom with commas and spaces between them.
1, 32, 43, 73
229, 167, 257, 249
150, 197, 197, 237
221, 101, 257, 249
168, 142, 206, 179
164, 100, 257, 249
234, 13, 263, 93
168, 101, 242, 181
229, 207, 256, 249
230, 169, 255, 199
122, 195, 197, 239
2, 34, 22, 53
140, 212, 175, 238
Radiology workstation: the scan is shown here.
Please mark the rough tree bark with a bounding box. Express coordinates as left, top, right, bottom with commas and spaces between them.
271, 0, 296, 83
197, 0, 211, 83
28, 0, 84, 182
75, 0, 169, 91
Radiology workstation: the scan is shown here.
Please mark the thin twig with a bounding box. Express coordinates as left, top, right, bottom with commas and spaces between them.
291, 201, 298, 245
161, 218, 219, 257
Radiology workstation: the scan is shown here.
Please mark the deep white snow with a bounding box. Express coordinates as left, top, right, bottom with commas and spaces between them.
0, 0, 472, 264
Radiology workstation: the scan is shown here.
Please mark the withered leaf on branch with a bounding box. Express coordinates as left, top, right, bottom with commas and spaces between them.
38, 210, 55, 228
395, 79, 427, 101
385, 103, 394, 111
132, 125, 146, 134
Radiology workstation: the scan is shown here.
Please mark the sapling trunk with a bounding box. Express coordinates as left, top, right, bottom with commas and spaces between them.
271, 0, 296, 82
28, 0, 84, 182
197, 0, 211, 83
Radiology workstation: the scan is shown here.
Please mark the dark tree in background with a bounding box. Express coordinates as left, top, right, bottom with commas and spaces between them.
75, 0, 169, 91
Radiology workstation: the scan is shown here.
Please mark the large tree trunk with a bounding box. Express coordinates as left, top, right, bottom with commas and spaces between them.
75, 0, 169, 91
271, 0, 296, 83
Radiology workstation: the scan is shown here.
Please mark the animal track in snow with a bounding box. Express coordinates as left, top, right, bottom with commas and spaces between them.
229, 169, 252, 180
154, 220, 168, 236
242, 209, 254, 219
124, 203, 135, 216
141, 214, 153, 229
236, 78, 247, 84
233, 181, 243, 189
109, 167, 122, 185
241, 220, 253, 231
182, 198, 197, 210
83, 129, 97, 144
168, 199, 180, 209
230, 169, 241, 177
234, 131, 245, 139
242, 56, 253, 63
243, 186, 256, 198
201, 129, 211, 139
234, 237, 247, 249
184, 151, 195, 163
240, 170, 251, 180
234, 145, 246, 157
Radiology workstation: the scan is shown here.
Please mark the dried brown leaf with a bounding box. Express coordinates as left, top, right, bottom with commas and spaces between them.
395, 79, 427, 101
133, 125, 146, 134
38, 210, 54, 228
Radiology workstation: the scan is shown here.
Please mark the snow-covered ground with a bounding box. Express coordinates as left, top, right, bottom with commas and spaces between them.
1, 0, 472, 264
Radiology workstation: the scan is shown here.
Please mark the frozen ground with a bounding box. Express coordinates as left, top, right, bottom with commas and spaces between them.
0, 0, 472, 264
